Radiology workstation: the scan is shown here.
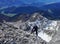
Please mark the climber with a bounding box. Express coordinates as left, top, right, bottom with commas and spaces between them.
31, 25, 38, 36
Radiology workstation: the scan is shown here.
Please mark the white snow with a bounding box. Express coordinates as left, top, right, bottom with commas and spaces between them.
38, 31, 52, 42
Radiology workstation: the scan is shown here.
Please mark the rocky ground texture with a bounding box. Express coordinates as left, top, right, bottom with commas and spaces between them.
0, 13, 60, 44
0, 23, 43, 44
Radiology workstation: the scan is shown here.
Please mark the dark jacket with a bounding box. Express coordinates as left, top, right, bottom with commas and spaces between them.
31, 25, 38, 36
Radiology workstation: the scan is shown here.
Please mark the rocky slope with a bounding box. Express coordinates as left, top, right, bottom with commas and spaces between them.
0, 13, 60, 44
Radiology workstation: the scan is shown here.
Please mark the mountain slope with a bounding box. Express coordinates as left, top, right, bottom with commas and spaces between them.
0, 14, 11, 22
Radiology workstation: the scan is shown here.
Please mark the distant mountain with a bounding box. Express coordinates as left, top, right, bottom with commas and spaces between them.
40, 2, 60, 20
0, 13, 11, 22
0, 6, 41, 14
0, 6, 43, 22
0, 2, 60, 22
10, 13, 32, 22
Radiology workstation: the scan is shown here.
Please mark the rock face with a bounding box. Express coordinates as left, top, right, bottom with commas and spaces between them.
0, 13, 60, 44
